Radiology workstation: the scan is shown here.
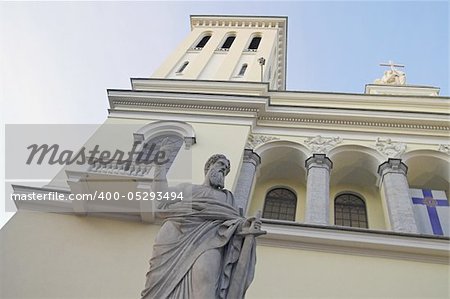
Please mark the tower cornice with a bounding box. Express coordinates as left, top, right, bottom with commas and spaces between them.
190, 15, 288, 30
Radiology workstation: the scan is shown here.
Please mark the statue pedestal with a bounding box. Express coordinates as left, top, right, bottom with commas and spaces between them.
365, 84, 440, 96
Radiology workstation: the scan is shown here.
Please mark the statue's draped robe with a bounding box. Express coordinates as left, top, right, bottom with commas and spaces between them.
141, 188, 256, 299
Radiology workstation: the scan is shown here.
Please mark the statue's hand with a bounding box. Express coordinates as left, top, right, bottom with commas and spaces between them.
244, 216, 261, 229
238, 217, 266, 237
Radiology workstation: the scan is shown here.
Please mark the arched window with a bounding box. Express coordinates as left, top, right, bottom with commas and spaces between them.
238, 64, 248, 76
334, 193, 368, 228
177, 61, 189, 73
131, 121, 195, 175
195, 35, 211, 49
248, 36, 261, 51
263, 188, 297, 221
220, 35, 236, 50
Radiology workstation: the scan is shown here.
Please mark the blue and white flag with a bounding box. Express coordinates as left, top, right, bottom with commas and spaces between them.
410, 188, 449, 236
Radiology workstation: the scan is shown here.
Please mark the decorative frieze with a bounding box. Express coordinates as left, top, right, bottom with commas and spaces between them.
258, 116, 449, 131
246, 134, 280, 149
375, 138, 407, 158
304, 135, 342, 154
112, 99, 260, 113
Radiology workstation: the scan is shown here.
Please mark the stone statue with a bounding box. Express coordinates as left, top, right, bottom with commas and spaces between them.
141, 141, 265, 299
374, 61, 406, 85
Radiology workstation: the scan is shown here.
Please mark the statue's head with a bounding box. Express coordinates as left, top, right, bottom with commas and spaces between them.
204, 154, 230, 189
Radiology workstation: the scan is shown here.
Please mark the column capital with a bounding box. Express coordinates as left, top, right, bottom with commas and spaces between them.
305, 154, 333, 172
377, 158, 408, 177
243, 149, 261, 167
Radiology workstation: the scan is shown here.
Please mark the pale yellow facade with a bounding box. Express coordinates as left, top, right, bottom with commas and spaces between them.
2, 211, 449, 299
2, 15, 450, 299
250, 246, 449, 299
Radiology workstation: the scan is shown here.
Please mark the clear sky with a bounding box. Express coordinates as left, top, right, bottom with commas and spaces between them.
1, 1, 448, 227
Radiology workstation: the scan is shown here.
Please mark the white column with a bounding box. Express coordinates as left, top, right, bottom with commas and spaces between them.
304, 154, 333, 225
233, 149, 261, 215
378, 159, 418, 233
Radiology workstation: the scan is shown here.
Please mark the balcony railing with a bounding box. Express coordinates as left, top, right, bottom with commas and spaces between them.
88, 159, 154, 177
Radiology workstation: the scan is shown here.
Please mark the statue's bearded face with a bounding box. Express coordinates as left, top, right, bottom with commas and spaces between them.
207, 158, 230, 189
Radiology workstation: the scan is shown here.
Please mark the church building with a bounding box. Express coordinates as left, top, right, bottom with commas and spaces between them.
2, 15, 449, 298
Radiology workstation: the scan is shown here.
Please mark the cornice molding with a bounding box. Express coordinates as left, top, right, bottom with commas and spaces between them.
365, 83, 440, 96
259, 222, 450, 265
190, 15, 287, 30
270, 90, 449, 115
131, 78, 269, 96
107, 89, 450, 134
12, 184, 150, 223
130, 78, 450, 114
11, 186, 449, 264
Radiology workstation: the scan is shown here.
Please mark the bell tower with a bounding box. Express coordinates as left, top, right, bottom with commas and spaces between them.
151, 15, 287, 90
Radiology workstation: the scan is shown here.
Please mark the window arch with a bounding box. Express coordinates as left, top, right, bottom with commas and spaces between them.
238, 64, 248, 76
177, 61, 189, 73
263, 187, 297, 221
194, 34, 211, 49
247, 36, 262, 51
220, 34, 236, 50
131, 121, 196, 174
133, 120, 196, 150
334, 193, 368, 228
